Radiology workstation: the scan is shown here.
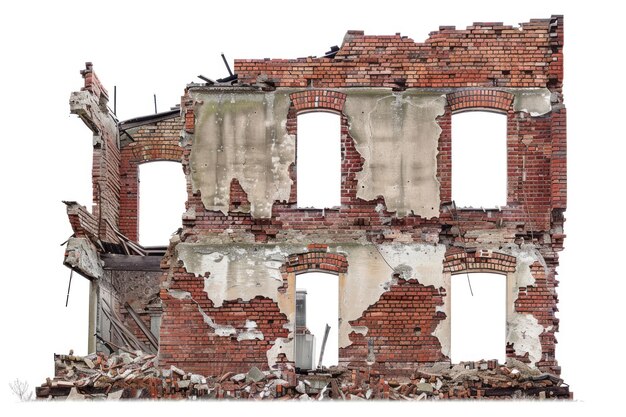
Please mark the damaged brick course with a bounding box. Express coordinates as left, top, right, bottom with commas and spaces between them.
52, 15, 568, 400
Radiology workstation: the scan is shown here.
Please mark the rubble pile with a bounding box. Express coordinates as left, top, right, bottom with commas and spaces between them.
36, 351, 570, 400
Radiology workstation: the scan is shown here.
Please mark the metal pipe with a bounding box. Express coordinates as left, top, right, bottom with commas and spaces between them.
65, 269, 73, 307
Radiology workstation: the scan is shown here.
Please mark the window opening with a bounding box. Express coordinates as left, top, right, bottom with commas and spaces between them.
452, 111, 507, 208
450, 272, 506, 363
295, 272, 339, 370
296, 112, 341, 209
138, 161, 186, 246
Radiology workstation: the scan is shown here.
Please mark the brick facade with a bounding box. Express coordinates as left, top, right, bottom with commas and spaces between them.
65, 16, 567, 384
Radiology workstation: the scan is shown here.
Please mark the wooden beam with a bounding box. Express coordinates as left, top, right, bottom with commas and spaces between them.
101, 254, 162, 271
124, 302, 159, 350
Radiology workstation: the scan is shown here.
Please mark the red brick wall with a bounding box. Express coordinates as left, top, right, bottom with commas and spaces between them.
159, 268, 289, 376
340, 279, 446, 372
235, 17, 563, 90
512, 262, 560, 374
78, 63, 121, 243
72, 17, 566, 378
119, 116, 184, 241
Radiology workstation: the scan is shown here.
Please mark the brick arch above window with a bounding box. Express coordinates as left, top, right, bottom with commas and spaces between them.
289, 90, 347, 113
446, 89, 514, 113
125, 144, 183, 164
282, 245, 348, 275
119, 140, 184, 241
443, 249, 517, 274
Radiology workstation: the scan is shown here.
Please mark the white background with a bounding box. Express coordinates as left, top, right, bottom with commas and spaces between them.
1, 1, 624, 415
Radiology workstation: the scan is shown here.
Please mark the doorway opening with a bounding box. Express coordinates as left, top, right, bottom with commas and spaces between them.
295, 272, 339, 370
450, 272, 506, 363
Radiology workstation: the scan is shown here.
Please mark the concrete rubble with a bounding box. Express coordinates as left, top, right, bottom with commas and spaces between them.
36, 350, 571, 400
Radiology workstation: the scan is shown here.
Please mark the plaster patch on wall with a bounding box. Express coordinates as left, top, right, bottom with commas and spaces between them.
267, 337, 293, 368
344, 91, 445, 218
433, 293, 451, 359
237, 320, 264, 341
512, 88, 552, 116
351, 326, 368, 336
166, 288, 236, 336
177, 243, 289, 307
377, 243, 446, 285
337, 243, 445, 348
463, 229, 516, 246
168, 290, 191, 300
507, 245, 551, 368
337, 245, 394, 348
190, 89, 294, 218
507, 244, 548, 302
507, 313, 545, 366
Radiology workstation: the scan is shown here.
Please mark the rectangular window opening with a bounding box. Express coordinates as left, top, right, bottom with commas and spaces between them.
450, 272, 506, 364
452, 111, 507, 208
139, 161, 187, 246
296, 112, 341, 209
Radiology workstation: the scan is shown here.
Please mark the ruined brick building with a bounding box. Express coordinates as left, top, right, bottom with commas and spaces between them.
60, 15, 566, 391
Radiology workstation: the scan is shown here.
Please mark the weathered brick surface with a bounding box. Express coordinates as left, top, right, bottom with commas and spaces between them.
235, 18, 563, 90
119, 115, 184, 241
159, 269, 289, 376
69, 16, 566, 380
341, 279, 446, 369
512, 262, 560, 374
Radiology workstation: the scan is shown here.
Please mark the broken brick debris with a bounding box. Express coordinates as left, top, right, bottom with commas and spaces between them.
36, 351, 570, 400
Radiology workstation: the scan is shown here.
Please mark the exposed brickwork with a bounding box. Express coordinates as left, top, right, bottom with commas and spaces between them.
236, 17, 563, 90
446, 89, 514, 113
181, 107, 441, 243
341, 279, 446, 371
66, 202, 99, 239
283, 250, 348, 274
159, 269, 289, 376
80, 62, 109, 104
443, 250, 517, 274
512, 262, 560, 374
289, 90, 346, 113
119, 115, 184, 241
65, 16, 567, 386
550, 108, 567, 209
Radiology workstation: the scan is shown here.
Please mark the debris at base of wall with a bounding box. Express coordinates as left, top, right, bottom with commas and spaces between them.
36, 351, 571, 400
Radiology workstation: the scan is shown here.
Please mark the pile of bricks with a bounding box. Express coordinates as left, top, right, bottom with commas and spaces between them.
36, 350, 570, 400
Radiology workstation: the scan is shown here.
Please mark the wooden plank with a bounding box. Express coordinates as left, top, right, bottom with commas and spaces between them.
124, 302, 159, 350
101, 254, 162, 271
101, 299, 153, 353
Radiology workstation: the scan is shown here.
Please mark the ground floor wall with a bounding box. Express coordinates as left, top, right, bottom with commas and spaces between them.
157, 240, 560, 377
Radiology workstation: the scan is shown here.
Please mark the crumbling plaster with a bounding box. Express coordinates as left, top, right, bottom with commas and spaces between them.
189, 89, 294, 219
175, 242, 448, 362
444, 244, 550, 367
189, 88, 551, 221
512, 88, 552, 116
174, 240, 551, 367
344, 91, 445, 219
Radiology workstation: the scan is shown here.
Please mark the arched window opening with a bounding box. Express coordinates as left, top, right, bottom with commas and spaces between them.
451, 272, 506, 363
138, 161, 186, 246
296, 112, 341, 209
295, 272, 339, 370
452, 111, 507, 208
